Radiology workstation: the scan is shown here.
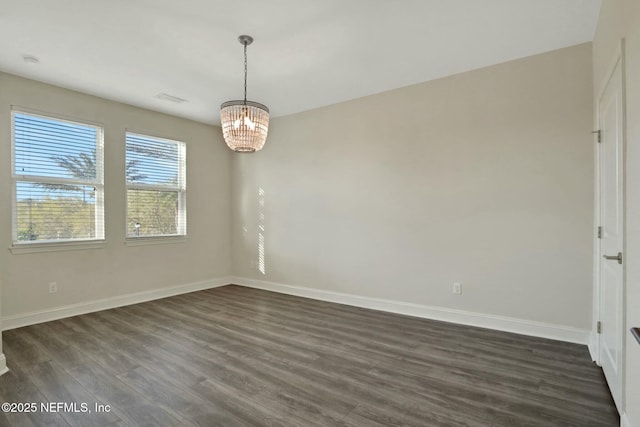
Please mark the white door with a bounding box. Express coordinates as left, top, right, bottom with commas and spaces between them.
598, 56, 625, 413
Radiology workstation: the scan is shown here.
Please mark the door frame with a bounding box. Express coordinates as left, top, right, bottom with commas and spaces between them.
592, 38, 626, 410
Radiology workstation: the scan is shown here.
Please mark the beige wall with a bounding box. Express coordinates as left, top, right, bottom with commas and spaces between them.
625, 0, 640, 421
0, 72, 232, 319
594, 0, 640, 424
232, 43, 594, 330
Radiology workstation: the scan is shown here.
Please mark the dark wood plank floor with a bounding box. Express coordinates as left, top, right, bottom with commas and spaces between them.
0, 285, 618, 426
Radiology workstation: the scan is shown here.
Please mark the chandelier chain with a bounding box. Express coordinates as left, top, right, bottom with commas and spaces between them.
243, 42, 248, 104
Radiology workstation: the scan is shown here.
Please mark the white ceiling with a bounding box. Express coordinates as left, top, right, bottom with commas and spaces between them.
0, 0, 601, 125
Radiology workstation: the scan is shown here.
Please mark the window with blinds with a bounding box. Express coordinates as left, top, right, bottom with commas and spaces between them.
11, 110, 104, 244
126, 132, 186, 238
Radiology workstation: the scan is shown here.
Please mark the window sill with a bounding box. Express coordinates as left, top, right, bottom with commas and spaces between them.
125, 236, 188, 247
10, 240, 106, 255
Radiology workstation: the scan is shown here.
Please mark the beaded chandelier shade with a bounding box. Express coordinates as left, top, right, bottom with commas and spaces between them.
220, 35, 270, 153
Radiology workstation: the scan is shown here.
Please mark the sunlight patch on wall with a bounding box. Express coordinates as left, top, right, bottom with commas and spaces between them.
258, 187, 265, 275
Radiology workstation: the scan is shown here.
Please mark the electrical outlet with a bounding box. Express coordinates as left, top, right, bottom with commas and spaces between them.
48, 282, 58, 293
453, 282, 462, 295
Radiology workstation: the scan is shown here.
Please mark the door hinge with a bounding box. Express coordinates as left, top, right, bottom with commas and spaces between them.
593, 130, 601, 143
597, 321, 602, 334
597, 226, 602, 239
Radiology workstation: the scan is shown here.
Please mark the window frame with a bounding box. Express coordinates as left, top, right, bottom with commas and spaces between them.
124, 131, 187, 242
10, 107, 105, 252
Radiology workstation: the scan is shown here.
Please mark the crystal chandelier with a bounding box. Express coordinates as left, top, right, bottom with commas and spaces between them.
220, 35, 269, 153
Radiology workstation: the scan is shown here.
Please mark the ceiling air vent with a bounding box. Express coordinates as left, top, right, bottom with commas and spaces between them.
155, 93, 187, 104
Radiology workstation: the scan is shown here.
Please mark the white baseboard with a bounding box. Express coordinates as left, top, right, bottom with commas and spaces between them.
1, 274, 591, 345
0, 354, 8, 376
2, 276, 233, 331
621, 413, 631, 427
232, 277, 590, 345
588, 332, 600, 364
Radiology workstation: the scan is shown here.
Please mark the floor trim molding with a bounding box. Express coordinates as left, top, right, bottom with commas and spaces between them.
0, 354, 8, 376
2, 275, 591, 345
621, 413, 631, 427
1, 276, 232, 331
232, 277, 590, 345
588, 331, 599, 363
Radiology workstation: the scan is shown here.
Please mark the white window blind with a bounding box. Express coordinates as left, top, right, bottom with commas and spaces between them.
11, 110, 104, 243
126, 132, 186, 238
